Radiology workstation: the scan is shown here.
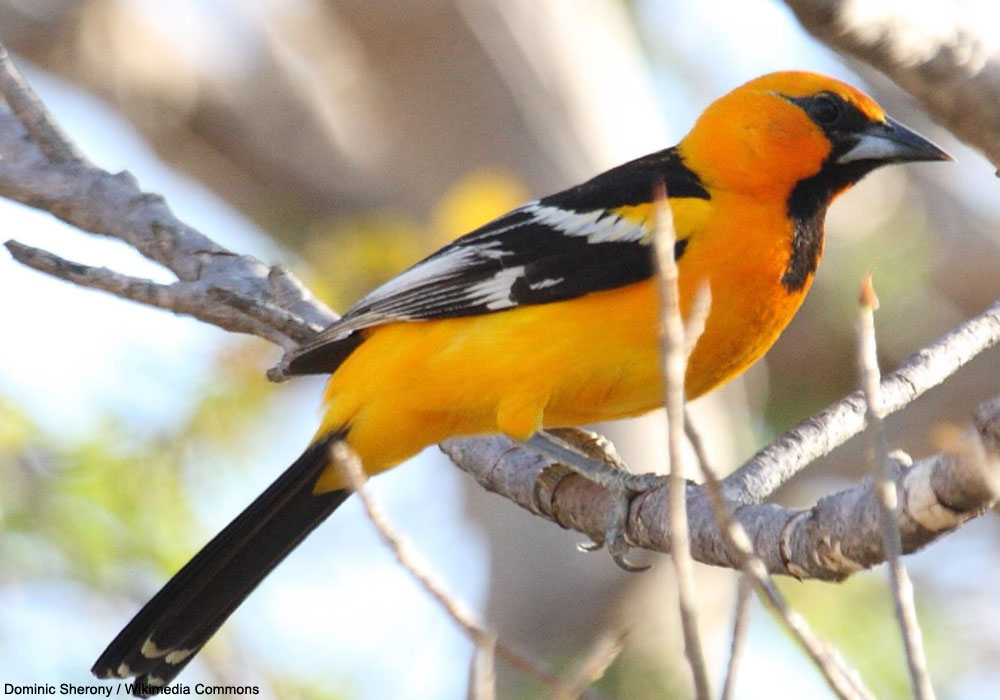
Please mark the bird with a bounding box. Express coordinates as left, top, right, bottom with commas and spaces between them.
92, 71, 949, 693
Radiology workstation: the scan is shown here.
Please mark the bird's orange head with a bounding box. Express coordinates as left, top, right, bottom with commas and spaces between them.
678, 71, 949, 199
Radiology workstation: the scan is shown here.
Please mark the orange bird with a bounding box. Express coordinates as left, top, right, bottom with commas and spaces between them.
93, 71, 949, 693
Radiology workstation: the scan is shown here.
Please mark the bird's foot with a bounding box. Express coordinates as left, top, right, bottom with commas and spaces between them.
528, 429, 665, 571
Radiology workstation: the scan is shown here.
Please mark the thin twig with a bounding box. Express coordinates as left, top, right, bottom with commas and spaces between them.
552, 631, 627, 700
650, 182, 712, 700
685, 416, 874, 700
0, 44, 83, 163
332, 441, 612, 700
724, 296, 1000, 505
683, 281, 711, 361
335, 443, 491, 631
720, 576, 752, 700
5, 239, 300, 348
683, 410, 713, 478
469, 634, 497, 700
857, 275, 936, 700
493, 648, 616, 700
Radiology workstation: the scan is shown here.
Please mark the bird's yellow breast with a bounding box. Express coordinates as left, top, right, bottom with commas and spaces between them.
314, 194, 812, 490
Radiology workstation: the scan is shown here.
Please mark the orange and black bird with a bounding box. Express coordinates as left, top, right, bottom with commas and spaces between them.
92, 71, 949, 692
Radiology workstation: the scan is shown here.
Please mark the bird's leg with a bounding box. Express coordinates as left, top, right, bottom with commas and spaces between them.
528, 428, 665, 571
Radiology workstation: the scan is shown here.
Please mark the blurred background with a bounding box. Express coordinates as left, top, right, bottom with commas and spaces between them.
1, 1, 999, 698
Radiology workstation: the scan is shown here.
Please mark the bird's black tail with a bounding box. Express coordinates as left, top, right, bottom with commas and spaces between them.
92, 432, 349, 696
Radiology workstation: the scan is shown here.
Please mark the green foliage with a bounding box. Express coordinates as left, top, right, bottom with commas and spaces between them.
0, 340, 281, 591
0, 337, 361, 694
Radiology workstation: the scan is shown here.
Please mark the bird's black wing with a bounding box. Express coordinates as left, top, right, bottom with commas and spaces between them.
285, 147, 708, 375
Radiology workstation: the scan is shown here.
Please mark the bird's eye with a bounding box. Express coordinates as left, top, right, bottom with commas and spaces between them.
810, 94, 842, 126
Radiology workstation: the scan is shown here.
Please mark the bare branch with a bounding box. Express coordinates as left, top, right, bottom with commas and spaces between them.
0, 110, 46, 166
0, 44, 336, 344
857, 276, 936, 700
492, 648, 615, 700
205, 287, 322, 344
0, 45, 338, 370
782, 0, 1000, 170
443, 389, 1000, 580
267, 264, 338, 329
725, 297, 1000, 505
552, 631, 626, 700
469, 635, 496, 700
333, 441, 612, 700
687, 406, 873, 699
720, 577, 751, 700
5, 239, 302, 348
0, 44, 82, 163
335, 442, 489, 642
650, 183, 711, 700
683, 281, 711, 361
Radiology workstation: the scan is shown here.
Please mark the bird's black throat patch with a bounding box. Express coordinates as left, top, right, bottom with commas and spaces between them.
783, 158, 878, 292
782, 187, 827, 293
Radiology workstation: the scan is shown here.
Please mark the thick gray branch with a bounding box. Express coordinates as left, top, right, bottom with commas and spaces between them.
0, 134, 334, 349
443, 395, 1000, 579
783, 0, 1000, 170
0, 45, 336, 341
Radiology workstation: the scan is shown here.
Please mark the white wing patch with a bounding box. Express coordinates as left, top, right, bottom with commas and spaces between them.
468, 265, 524, 311
324, 201, 653, 339
357, 244, 480, 304
526, 203, 646, 243
351, 203, 645, 318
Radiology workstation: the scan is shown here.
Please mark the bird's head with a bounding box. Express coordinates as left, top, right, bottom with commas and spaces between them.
679, 71, 950, 200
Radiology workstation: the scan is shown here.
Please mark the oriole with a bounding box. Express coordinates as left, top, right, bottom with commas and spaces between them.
92, 71, 949, 692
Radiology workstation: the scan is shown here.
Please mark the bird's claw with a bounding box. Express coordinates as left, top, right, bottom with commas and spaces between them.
604, 481, 652, 572
609, 537, 650, 572
575, 473, 657, 572
528, 430, 663, 571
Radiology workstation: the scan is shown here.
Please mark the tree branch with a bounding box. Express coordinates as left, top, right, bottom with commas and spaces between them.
724, 297, 1000, 505
0, 43, 82, 163
857, 277, 935, 700
782, 0, 1000, 170
4, 239, 311, 347
443, 392, 1000, 580
652, 182, 712, 699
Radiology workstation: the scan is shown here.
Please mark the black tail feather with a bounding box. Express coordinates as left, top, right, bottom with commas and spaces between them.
92, 433, 349, 695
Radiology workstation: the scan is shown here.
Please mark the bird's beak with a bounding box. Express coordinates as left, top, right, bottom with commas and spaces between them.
838, 116, 952, 165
